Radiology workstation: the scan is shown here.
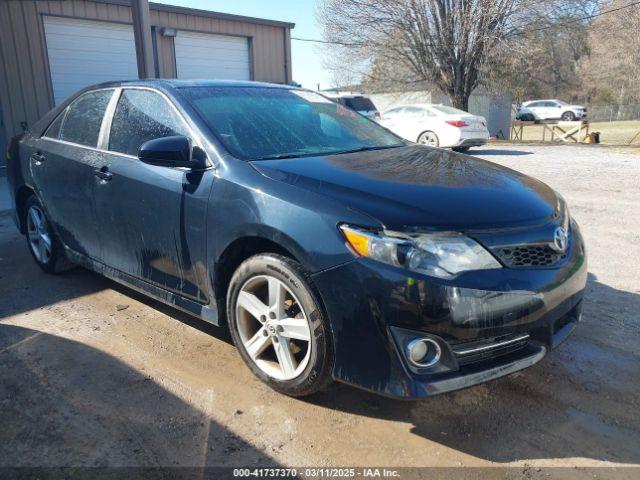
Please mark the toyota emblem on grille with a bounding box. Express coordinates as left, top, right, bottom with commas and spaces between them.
551, 227, 568, 252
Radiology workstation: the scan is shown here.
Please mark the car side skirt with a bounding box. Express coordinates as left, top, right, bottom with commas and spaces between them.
64, 247, 220, 325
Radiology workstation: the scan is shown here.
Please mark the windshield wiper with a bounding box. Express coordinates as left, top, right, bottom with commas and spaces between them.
252, 144, 404, 161
336, 145, 404, 154
253, 152, 313, 161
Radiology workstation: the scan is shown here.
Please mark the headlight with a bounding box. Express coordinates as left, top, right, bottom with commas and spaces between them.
340, 225, 501, 279
556, 194, 571, 230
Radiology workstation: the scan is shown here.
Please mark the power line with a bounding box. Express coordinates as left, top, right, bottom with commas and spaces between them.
291, 37, 363, 47
292, 0, 640, 46
507, 0, 640, 37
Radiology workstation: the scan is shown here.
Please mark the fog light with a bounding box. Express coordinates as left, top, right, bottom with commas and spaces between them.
406, 338, 442, 367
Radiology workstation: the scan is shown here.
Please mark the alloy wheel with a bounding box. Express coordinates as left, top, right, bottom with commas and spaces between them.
418, 132, 439, 147
235, 275, 312, 381
26, 205, 52, 264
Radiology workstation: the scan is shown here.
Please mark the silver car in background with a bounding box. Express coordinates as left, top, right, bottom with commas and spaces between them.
517, 99, 587, 121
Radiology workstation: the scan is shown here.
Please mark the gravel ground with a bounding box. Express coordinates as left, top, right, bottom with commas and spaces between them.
0, 144, 638, 477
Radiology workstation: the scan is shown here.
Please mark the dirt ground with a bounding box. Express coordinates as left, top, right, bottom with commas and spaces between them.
1, 144, 639, 477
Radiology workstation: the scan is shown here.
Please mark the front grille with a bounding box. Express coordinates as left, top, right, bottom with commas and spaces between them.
493, 245, 566, 268
451, 333, 530, 366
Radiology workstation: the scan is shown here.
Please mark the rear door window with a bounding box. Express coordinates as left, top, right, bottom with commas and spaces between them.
381, 107, 404, 121
403, 107, 426, 119
108, 89, 189, 157
58, 89, 114, 147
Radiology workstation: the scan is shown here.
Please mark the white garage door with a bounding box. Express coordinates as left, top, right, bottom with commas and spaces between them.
174, 31, 250, 81
43, 16, 138, 105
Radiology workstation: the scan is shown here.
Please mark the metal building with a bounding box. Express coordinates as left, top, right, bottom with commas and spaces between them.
0, 0, 294, 164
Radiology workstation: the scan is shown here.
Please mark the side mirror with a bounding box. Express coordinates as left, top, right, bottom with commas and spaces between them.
138, 135, 207, 169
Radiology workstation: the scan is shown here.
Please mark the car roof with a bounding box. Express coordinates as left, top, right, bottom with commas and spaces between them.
524, 99, 559, 104
323, 93, 368, 99
85, 79, 296, 91
28, 79, 299, 138
383, 103, 444, 111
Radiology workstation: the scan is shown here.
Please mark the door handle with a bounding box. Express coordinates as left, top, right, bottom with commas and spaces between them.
94, 166, 113, 182
30, 152, 45, 165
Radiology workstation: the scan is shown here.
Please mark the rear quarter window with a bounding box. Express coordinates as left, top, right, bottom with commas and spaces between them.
43, 111, 65, 139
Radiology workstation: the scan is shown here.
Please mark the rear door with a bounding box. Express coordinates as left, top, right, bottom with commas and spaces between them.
93, 88, 213, 302
545, 101, 562, 119
28, 89, 115, 259
399, 106, 431, 142
527, 101, 545, 119
379, 107, 406, 137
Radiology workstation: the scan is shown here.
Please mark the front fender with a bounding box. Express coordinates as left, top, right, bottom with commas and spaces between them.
207, 159, 379, 275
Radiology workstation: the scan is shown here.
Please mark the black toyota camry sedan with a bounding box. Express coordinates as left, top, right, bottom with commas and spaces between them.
6, 80, 587, 398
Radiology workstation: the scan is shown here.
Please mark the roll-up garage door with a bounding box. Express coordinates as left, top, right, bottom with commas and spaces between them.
174, 31, 251, 81
43, 16, 138, 105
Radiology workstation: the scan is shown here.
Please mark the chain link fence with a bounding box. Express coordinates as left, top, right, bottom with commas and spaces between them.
587, 104, 640, 122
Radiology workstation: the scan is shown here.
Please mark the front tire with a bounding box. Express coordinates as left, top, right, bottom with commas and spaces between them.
24, 195, 74, 274
561, 111, 576, 121
227, 253, 333, 397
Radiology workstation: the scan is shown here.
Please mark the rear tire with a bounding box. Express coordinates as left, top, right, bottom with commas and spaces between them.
24, 195, 74, 274
561, 111, 576, 121
417, 131, 439, 147
227, 253, 333, 397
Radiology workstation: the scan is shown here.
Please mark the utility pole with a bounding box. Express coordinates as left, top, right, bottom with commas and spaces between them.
131, 0, 156, 78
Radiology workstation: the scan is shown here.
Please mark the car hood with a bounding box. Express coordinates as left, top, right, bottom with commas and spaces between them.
251, 145, 559, 231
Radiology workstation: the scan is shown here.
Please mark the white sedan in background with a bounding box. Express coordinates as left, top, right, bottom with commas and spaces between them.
379, 104, 489, 152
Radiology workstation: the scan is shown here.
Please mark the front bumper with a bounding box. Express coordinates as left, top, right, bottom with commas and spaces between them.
311, 223, 587, 399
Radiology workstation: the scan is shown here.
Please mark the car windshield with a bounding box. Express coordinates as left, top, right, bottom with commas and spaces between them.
181, 87, 403, 160
555, 100, 568, 106
430, 105, 469, 115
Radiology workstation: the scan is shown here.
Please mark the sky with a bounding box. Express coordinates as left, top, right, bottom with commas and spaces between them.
153, 0, 333, 90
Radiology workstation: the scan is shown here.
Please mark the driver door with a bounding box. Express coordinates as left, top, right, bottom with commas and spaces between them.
93, 88, 213, 302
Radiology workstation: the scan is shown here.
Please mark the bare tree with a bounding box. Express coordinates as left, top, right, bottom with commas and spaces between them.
318, 0, 520, 109
491, 0, 598, 102
579, 0, 640, 104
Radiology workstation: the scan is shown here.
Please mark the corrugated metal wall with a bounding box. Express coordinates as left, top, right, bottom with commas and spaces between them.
0, 0, 292, 162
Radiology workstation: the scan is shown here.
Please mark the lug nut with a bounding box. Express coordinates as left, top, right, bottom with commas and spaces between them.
260, 315, 266, 323
269, 312, 276, 319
